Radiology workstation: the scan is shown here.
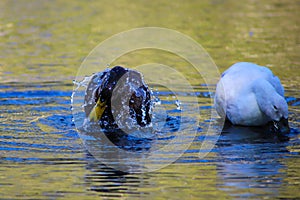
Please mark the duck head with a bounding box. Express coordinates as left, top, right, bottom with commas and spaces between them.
85, 66, 152, 130
267, 95, 290, 134
254, 79, 290, 134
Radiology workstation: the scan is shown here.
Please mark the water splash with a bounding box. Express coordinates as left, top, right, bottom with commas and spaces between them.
175, 100, 181, 110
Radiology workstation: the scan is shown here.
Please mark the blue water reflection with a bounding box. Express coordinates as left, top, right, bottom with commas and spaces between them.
216, 123, 299, 198
0, 82, 299, 199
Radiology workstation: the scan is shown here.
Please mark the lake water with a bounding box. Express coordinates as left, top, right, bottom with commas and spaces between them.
0, 0, 299, 199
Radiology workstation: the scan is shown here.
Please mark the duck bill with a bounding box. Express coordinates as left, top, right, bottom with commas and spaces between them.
273, 117, 290, 134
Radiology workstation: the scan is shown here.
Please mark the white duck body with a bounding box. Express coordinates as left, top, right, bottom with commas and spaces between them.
214, 62, 288, 126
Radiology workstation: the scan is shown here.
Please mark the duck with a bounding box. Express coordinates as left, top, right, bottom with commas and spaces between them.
84, 66, 152, 131
214, 62, 290, 134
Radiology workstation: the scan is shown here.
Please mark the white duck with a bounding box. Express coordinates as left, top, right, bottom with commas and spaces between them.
214, 62, 289, 133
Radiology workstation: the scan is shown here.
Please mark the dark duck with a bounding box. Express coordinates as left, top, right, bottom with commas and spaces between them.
84, 66, 152, 131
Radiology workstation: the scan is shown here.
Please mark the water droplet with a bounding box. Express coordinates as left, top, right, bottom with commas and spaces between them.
153, 96, 161, 106
175, 100, 181, 110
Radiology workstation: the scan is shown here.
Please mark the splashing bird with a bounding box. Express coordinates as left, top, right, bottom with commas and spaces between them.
84, 66, 152, 131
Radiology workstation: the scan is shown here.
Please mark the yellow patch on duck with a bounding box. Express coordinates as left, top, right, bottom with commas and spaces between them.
89, 99, 107, 122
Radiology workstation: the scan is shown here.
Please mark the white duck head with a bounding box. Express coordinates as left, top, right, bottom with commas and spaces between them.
253, 79, 289, 133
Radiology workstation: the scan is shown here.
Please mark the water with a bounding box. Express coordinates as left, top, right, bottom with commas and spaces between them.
0, 0, 299, 199
1, 81, 299, 199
